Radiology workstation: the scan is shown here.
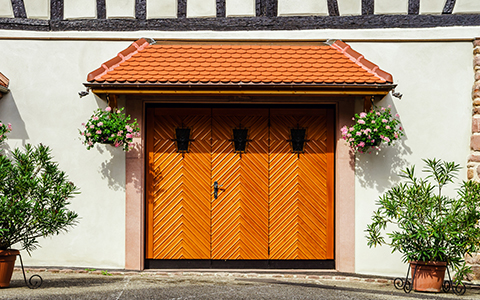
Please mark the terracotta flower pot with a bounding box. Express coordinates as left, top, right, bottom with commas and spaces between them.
0, 249, 19, 288
410, 261, 447, 292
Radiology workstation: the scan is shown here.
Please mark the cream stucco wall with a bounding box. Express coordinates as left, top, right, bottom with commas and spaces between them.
0, 27, 475, 274
0, 39, 132, 269
350, 42, 473, 277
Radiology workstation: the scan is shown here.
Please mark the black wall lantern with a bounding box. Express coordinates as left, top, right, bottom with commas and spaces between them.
231, 126, 250, 156
288, 127, 308, 156
172, 127, 194, 153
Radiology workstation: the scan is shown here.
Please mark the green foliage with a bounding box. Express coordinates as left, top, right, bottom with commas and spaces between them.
101, 270, 112, 276
80, 106, 140, 152
341, 105, 403, 153
366, 158, 480, 283
0, 144, 79, 254
0, 122, 12, 144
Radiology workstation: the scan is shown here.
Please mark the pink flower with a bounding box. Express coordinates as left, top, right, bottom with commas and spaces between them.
105, 107, 112, 112
380, 135, 384, 139
349, 127, 354, 132
352, 117, 355, 121
135, 132, 141, 137
126, 133, 133, 139
386, 126, 391, 130
117, 132, 122, 137
86, 132, 91, 137
127, 128, 133, 133
359, 112, 367, 118
349, 138, 354, 142
374, 129, 378, 132
81, 132, 85, 136
388, 105, 391, 108
356, 132, 362, 136
90, 125, 95, 129
116, 110, 121, 114
371, 120, 375, 124
376, 112, 381, 116
371, 139, 375, 143
93, 116, 99, 121
343, 136, 346, 140
394, 133, 398, 138
96, 130, 102, 134
382, 119, 388, 123
88, 141, 93, 146
7, 123, 11, 131
111, 134, 115, 137
114, 142, 120, 147
347, 133, 352, 138
399, 127, 403, 130
358, 141, 365, 147
341, 126, 348, 135
98, 122, 103, 126
395, 114, 399, 118
81, 123, 85, 126
384, 137, 390, 142
358, 119, 365, 125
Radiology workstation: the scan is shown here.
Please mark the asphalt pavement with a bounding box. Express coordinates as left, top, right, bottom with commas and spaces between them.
2, 268, 480, 299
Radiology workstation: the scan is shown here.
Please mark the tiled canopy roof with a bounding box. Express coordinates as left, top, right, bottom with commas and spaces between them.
0, 72, 9, 94
87, 39, 393, 87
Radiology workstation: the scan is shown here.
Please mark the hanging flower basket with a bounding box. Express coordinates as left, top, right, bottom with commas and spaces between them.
341, 105, 403, 154
80, 107, 140, 151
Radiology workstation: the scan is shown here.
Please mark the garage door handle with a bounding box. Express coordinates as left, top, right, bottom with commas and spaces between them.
213, 181, 224, 200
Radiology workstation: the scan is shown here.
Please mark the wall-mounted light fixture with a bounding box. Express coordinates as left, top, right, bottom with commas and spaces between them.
288, 127, 308, 157
231, 126, 250, 156
172, 127, 194, 153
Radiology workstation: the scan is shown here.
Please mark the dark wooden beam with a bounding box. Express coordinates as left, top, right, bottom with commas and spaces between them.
11, 0, 27, 18
96, 0, 106, 19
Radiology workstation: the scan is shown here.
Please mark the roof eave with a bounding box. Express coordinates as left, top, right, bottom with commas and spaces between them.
84, 82, 396, 95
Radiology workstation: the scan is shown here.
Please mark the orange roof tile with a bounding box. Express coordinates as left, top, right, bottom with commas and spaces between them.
87, 39, 393, 86
0, 72, 9, 89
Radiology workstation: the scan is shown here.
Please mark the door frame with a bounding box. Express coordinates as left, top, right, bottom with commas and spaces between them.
124, 95, 356, 272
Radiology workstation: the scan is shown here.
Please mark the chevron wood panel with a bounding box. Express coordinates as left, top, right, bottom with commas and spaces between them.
149, 109, 211, 259
211, 109, 269, 260
269, 109, 334, 260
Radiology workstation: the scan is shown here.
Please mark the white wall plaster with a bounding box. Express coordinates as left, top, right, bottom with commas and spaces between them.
0, 39, 131, 269
337, 0, 361, 16
0, 0, 14, 18
374, 0, 408, 14
277, 0, 328, 16
187, 0, 216, 18
352, 41, 472, 277
420, 0, 446, 14
106, 0, 136, 19
147, 0, 177, 19
24, 0, 50, 19
453, 0, 480, 14
226, 0, 255, 17
64, 0, 97, 19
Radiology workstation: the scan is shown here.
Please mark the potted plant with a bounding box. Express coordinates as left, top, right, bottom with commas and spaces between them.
341, 105, 403, 153
80, 106, 140, 152
0, 144, 79, 287
366, 158, 480, 293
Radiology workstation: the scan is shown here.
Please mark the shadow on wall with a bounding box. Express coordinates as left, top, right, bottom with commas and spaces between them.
97, 144, 126, 192
0, 92, 29, 146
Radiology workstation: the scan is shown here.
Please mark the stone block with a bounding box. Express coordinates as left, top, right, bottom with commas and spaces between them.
474, 47, 480, 55
473, 99, 480, 106
468, 154, 480, 162
468, 168, 474, 180
472, 135, 480, 150
475, 39, 480, 47
420, 0, 446, 14
0, 0, 14, 18
338, 0, 361, 16
187, 0, 216, 18
226, 0, 255, 17
473, 91, 480, 100
453, 0, 480, 14
277, 0, 328, 16
375, 0, 408, 15
147, 0, 177, 18
24, 0, 50, 19
64, 0, 97, 19
106, 0, 135, 18
473, 118, 480, 133
474, 55, 480, 66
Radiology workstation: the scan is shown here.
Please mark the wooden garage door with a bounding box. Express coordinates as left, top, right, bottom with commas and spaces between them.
146, 107, 334, 261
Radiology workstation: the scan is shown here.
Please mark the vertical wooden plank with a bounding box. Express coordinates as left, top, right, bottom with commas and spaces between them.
145, 108, 155, 259
326, 108, 335, 259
